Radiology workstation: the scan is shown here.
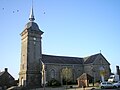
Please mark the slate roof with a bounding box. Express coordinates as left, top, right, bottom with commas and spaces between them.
42, 54, 84, 64
83, 53, 100, 64
0, 71, 15, 80
77, 73, 93, 80
0, 71, 4, 76
41, 53, 109, 65
24, 21, 40, 31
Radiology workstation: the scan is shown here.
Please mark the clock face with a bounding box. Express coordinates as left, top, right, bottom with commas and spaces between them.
33, 37, 37, 41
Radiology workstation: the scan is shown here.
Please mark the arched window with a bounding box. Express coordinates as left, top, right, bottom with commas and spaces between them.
50, 69, 55, 79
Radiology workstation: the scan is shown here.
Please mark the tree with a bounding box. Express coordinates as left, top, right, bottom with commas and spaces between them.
61, 67, 73, 85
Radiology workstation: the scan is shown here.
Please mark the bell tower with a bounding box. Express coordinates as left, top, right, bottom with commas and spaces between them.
19, 6, 43, 88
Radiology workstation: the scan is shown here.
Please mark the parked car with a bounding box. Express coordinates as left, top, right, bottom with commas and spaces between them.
113, 81, 120, 88
100, 82, 117, 89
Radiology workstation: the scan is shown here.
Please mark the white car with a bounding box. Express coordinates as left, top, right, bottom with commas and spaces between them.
113, 81, 120, 88
100, 82, 117, 89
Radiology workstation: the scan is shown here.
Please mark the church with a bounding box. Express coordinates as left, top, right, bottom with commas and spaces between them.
19, 6, 111, 88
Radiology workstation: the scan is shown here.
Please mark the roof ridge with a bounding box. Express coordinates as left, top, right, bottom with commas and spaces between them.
42, 53, 101, 59
42, 54, 83, 59
42, 54, 84, 64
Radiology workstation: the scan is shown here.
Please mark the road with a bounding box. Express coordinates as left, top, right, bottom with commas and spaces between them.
31, 87, 120, 90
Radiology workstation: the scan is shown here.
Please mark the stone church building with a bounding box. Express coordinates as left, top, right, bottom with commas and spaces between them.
19, 7, 111, 88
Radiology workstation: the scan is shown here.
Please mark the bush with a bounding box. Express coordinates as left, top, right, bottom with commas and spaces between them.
62, 79, 76, 85
48, 79, 61, 87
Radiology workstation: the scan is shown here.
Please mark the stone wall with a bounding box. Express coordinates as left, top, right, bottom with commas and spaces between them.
45, 64, 84, 83
84, 54, 111, 82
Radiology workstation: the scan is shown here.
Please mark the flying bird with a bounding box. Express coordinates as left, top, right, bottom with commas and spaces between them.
17, 10, 19, 12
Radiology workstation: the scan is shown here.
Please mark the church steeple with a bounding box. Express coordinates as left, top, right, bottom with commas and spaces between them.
29, 6, 35, 21
19, 1, 43, 88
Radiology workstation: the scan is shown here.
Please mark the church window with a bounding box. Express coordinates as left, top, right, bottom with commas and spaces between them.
33, 41, 36, 45
50, 69, 55, 79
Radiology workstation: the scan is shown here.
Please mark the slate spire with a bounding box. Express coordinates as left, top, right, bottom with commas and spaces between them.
29, 1, 35, 21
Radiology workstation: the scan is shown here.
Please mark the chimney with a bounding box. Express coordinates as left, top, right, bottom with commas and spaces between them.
5, 68, 8, 72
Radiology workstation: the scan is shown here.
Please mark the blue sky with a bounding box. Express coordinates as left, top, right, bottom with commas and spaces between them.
0, 0, 120, 79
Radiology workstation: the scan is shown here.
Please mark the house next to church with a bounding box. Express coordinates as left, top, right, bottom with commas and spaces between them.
19, 6, 111, 88
0, 68, 16, 89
